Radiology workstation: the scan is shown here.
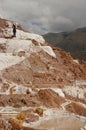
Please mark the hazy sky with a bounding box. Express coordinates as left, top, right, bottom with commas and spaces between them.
0, 0, 86, 34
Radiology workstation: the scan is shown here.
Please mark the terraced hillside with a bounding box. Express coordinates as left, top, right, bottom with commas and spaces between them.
0, 18, 86, 130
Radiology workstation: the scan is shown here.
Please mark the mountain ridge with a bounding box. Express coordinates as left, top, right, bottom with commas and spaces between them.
43, 27, 86, 61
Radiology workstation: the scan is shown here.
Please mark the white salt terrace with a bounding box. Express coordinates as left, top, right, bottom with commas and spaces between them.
4, 28, 45, 44
63, 83, 86, 99
0, 32, 56, 70
0, 53, 25, 71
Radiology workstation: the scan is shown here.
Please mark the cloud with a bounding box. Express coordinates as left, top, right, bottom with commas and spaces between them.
0, 0, 86, 34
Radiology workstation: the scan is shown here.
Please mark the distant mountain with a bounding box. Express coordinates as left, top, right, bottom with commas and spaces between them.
43, 27, 86, 61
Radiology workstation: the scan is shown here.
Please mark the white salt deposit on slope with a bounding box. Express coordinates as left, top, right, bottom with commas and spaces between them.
77, 102, 86, 108
73, 59, 79, 64
7, 85, 27, 95
0, 38, 56, 58
0, 38, 7, 44
0, 107, 17, 113
4, 28, 45, 44
61, 100, 72, 110
17, 29, 45, 44
0, 53, 25, 70
7, 39, 56, 58
0, 79, 37, 95
28, 88, 37, 95
9, 85, 27, 95
51, 88, 65, 97
30, 45, 55, 58
74, 80, 86, 86
37, 87, 65, 98
0, 25, 55, 58
0, 106, 19, 115
11, 84, 36, 95
63, 85, 86, 99
6, 39, 34, 54
40, 46, 56, 58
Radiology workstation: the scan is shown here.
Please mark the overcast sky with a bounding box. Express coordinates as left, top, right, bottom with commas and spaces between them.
0, 0, 86, 34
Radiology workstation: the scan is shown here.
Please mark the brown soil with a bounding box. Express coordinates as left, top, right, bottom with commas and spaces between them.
65, 102, 86, 116
38, 89, 65, 107
64, 93, 86, 105
0, 94, 40, 107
